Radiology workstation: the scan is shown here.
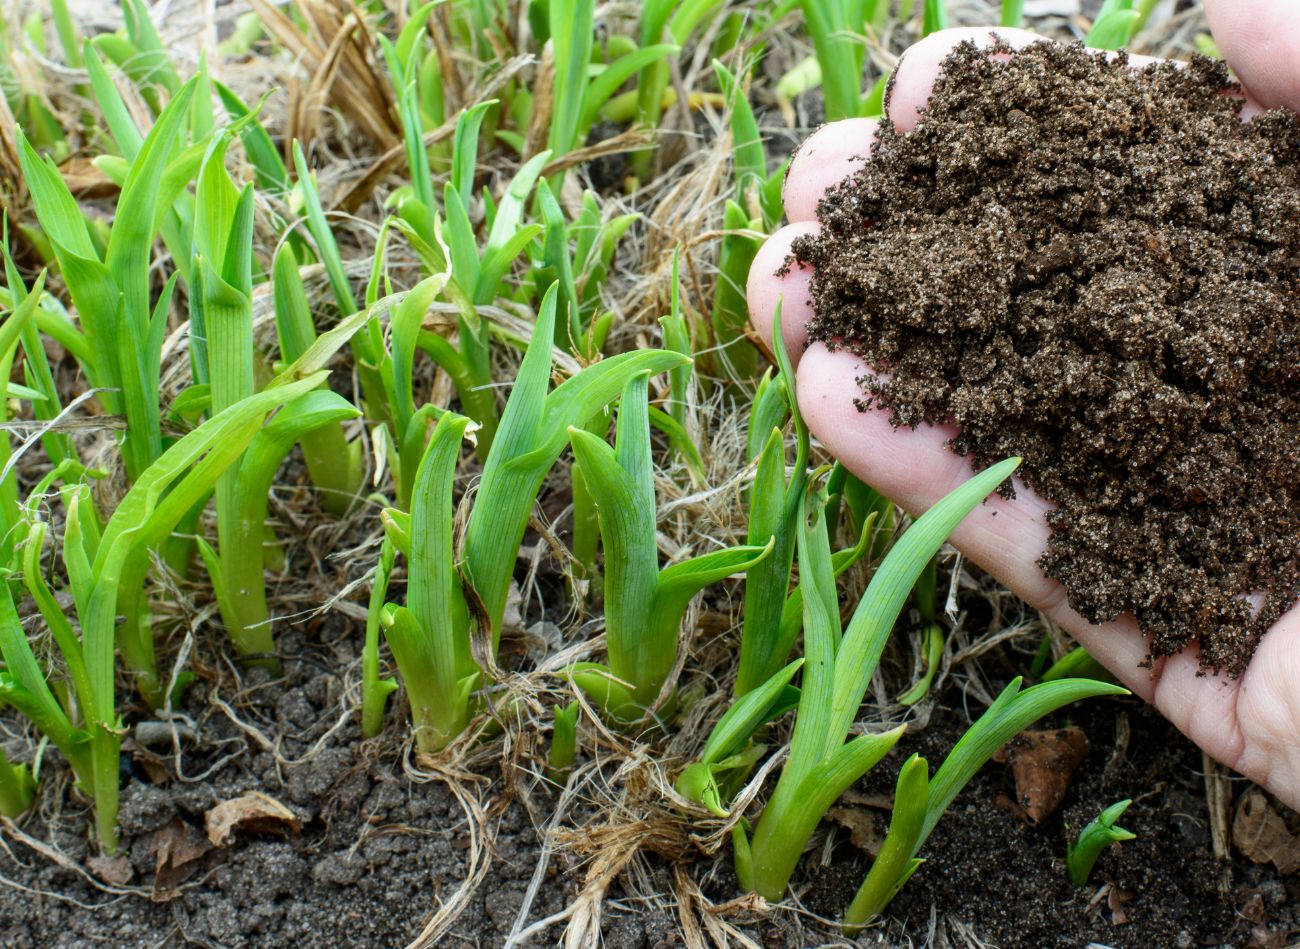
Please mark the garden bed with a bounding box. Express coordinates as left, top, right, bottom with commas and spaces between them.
0, 0, 1294, 947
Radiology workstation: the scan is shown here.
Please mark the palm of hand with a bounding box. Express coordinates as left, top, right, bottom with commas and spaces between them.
746, 4, 1300, 811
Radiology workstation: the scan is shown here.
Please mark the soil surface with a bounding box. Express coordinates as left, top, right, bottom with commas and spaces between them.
799, 698, 1300, 949
793, 41, 1300, 674
0, 622, 572, 949
3, 642, 1296, 947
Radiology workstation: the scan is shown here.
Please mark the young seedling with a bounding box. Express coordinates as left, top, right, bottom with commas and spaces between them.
190, 135, 366, 664
567, 373, 774, 722
375, 286, 688, 749
381, 410, 477, 753
842, 669, 1128, 928
548, 702, 580, 784
735, 460, 1130, 915
2, 374, 327, 850
17, 77, 198, 483
1067, 799, 1136, 886
0, 745, 35, 817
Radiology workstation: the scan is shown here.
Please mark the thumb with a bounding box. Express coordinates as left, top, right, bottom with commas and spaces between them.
1204, 0, 1300, 113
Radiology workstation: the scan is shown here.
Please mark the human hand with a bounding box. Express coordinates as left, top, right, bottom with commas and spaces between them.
746, 0, 1300, 811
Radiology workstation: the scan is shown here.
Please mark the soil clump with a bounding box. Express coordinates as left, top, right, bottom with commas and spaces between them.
794, 40, 1300, 673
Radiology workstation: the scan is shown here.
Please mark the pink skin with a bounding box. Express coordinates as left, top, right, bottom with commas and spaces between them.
748, 5, 1300, 811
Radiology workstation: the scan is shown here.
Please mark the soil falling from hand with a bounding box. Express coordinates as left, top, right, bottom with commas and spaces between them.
794, 41, 1300, 674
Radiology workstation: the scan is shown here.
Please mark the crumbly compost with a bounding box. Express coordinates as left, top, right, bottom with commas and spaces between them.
793, 41, 1300, 674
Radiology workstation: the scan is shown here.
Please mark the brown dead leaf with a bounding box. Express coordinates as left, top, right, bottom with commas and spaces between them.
826, 789, 897, 856
58, 158, 119, 199
1106, 883, 1133, 925
147, 818, 211, 901
1246, 925, 1289, 949
827, 805, 885, 856
205, 791, 300, 848
86, 854, 133, 886
995, 727, 1089, 823
1233, 789, 1300, 875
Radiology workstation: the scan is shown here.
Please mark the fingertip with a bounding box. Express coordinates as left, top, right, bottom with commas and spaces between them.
1205, 0, 1300, 114
783, 119, 880, 223
796, 345, 985, 525
888, 27, 1047, 131
746, 222, 819, 362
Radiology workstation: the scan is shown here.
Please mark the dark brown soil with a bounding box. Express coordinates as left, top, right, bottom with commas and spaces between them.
0, 619, 572, 949
800, 697, 1300, 949
793, 41, 1300, 674
4, 634, 1296, 947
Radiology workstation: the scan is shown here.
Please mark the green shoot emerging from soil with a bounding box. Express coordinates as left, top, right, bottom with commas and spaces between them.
1067, 799, 1137, 886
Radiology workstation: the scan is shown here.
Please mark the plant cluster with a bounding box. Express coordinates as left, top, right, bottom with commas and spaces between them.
0, 0, 1145, 932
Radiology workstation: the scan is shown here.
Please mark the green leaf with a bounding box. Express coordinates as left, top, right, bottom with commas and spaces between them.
451, 101, 496, 208
922, 0, 948, 36
827, 459, 1020, 756
843, 754, 930, 928
569, 662, 641, 721
84, 42, 144, 159
655, 541, 774, 620
1085, 9, 1141, 49
920, 676, 1128, 846
580, 44, 678, 132
215, 82, 290, 193
699, 658, 804, 767
547, 0, 595, 157
713, 59, 767, 210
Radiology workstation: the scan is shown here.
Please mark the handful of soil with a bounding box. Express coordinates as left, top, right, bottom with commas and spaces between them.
793, 41, 1300, 674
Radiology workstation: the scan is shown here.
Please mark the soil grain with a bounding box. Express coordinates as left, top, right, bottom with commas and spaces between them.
795, 40, 1300, 673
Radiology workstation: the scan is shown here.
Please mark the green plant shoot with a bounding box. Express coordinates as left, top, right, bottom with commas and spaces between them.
1067, 799, 1136, 886
568, 373, 773, 721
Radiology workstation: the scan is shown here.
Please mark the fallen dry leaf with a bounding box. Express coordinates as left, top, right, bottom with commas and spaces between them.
1106, 882, 1133, 925
827, 806, 885, 856
205, 791, 300, 848
1233, 789, 1300, 875
86, 853, 133, 886
147, 818, 211, 901
995, 727, 1089, 823
826, 789, 894, 856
